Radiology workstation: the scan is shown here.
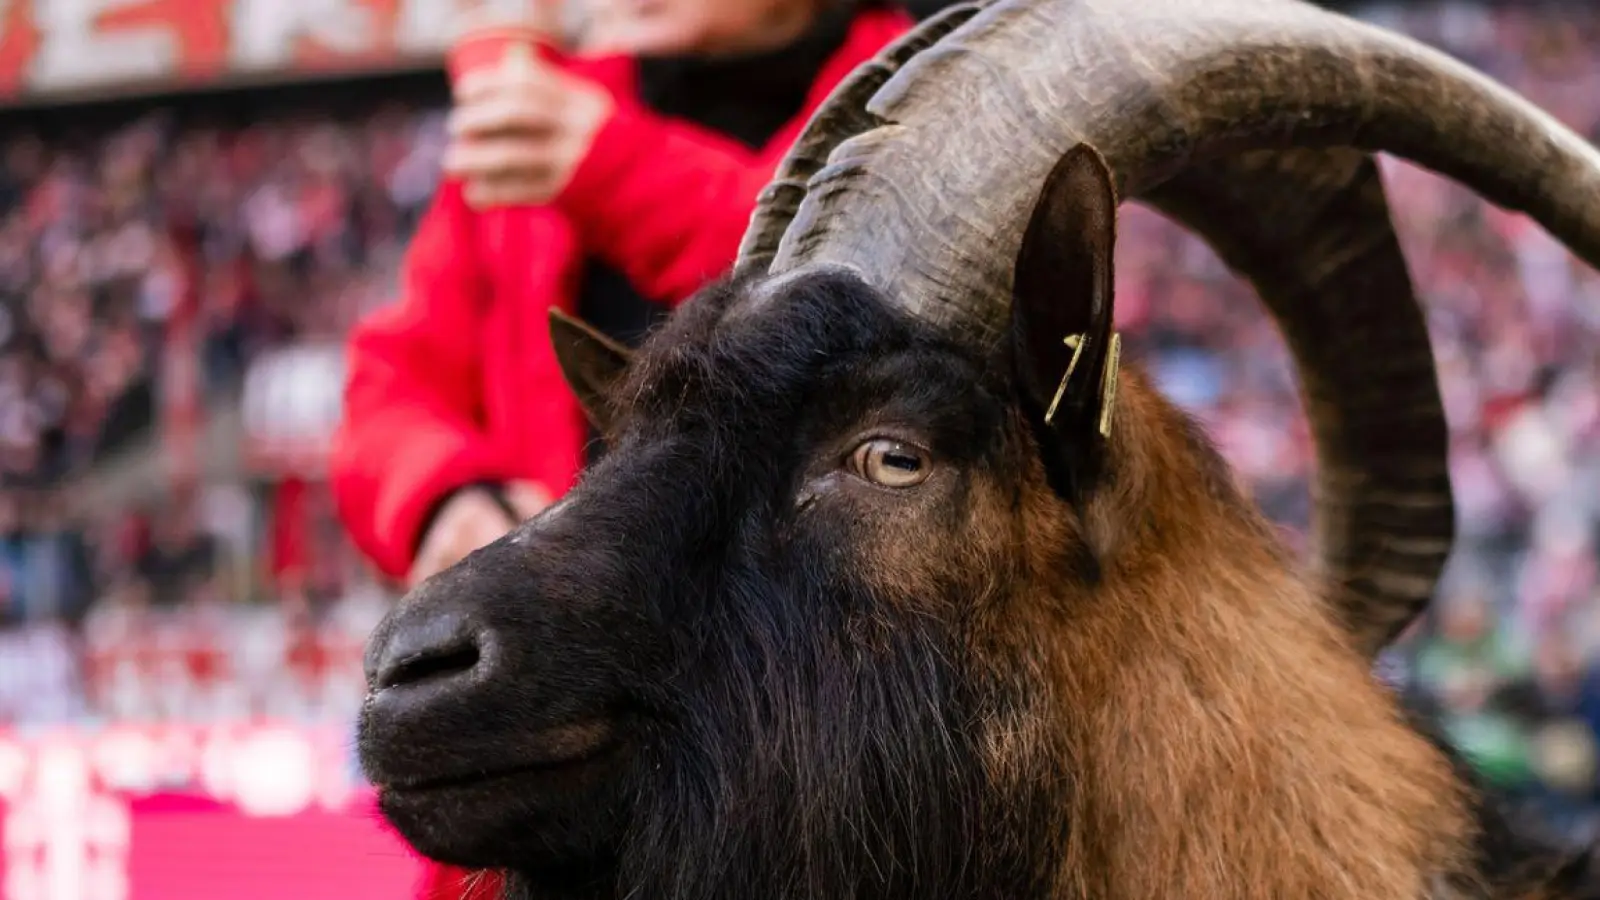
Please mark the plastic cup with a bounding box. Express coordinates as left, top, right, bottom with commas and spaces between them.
447, 7, 564, 87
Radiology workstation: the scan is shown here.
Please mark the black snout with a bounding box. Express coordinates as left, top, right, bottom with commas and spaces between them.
356, 468, 681, 871
365, 606, 494, 712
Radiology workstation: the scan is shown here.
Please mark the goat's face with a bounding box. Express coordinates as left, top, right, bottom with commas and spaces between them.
357, 150, 1467, 898
357, 267, 1088, 893
356, 150, 1136, 897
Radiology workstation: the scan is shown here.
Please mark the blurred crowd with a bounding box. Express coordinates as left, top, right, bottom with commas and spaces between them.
0, 93, 451, 727
0, 0, 1593, 839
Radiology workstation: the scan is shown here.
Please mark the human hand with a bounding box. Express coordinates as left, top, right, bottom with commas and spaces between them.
443, 54, 613, 209
504, 479, 554, 521
407, 482, 556, 588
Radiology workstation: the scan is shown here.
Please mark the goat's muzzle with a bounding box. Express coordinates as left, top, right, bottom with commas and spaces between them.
356, 521, 645, 870
365, 604, 491, 714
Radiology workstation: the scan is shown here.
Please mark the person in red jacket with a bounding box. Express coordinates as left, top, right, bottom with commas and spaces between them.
329, 1, 914, 897
331, 0, 911, 587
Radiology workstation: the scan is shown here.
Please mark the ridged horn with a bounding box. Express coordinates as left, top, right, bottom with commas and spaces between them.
736, 2, 984, 274
738, 0, 1600, 658
1147, 150, 1451, 656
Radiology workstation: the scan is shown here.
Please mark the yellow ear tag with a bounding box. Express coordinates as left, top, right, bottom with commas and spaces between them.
1041, 332, 1121, 439
1097, 333, 1121, 439
1043, 334, 1087, 427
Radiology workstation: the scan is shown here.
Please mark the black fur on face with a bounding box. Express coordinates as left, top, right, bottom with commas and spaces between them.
359, 269, 1078, 900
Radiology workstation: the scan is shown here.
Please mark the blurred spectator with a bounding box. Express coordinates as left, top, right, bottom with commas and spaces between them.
135, 496, 223, 609
1411, 595, 1537, 790
330, 0, 915, 591
0, 618, 84, 723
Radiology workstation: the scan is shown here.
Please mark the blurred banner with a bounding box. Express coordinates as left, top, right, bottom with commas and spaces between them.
0, 724, 422, 900
0, 0, 536, 104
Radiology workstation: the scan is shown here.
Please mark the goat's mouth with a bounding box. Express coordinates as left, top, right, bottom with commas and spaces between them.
369, 716, 635, 871
374, 718, 626, 796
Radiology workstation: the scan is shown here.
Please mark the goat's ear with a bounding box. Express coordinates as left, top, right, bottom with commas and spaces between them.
1009, 143, 1122, 495
549, 307, 633, 431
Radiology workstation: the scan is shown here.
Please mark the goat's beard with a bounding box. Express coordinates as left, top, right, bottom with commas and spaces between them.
504, 591, 1068, 900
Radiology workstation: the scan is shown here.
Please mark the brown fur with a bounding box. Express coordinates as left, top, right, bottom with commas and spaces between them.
835, 362, 1485, 897
976, 371, 1474, 898
364, 236, 1589, 898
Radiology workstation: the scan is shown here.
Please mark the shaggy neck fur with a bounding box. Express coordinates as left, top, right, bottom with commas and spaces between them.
500, 371, 1483, 900
1029, 373, 1476, 899
500, 362, 1492, 900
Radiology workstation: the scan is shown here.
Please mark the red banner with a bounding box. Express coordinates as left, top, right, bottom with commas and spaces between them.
0, 724, 426, 900
0, 0, 532, 103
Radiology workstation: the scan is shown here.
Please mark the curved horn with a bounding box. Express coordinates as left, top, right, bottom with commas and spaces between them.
739, 0, 1600, 658
737, 2, 984, 273
1148, 150, 1452, 656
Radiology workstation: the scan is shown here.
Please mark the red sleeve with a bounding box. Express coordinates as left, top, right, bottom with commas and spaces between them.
550, 6, 908, 304
329, 181, 504, 581
554, 101, 789, 305
551, 6, 913, 305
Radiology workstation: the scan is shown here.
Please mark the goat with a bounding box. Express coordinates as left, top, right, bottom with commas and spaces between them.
356, 0, 1600, 897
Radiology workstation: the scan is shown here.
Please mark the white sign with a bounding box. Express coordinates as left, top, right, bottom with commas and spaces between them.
0, 0, 537, 99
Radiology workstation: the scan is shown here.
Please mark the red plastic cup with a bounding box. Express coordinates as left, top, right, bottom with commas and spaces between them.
447, 7, 566, 87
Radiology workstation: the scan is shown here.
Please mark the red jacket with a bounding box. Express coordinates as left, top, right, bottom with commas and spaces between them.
331, 7, 911, 583
329, 10, 913, 900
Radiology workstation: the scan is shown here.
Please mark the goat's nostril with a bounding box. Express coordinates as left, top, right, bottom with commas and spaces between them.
368, 610, 487, 693
378, 640, 481, 691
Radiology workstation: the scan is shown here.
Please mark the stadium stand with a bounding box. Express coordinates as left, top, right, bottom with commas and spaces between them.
0, 0, 1595, 894
0, 86, 447, 728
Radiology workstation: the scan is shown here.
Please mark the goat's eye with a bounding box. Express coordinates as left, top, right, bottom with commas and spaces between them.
848, 439, 931, 488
